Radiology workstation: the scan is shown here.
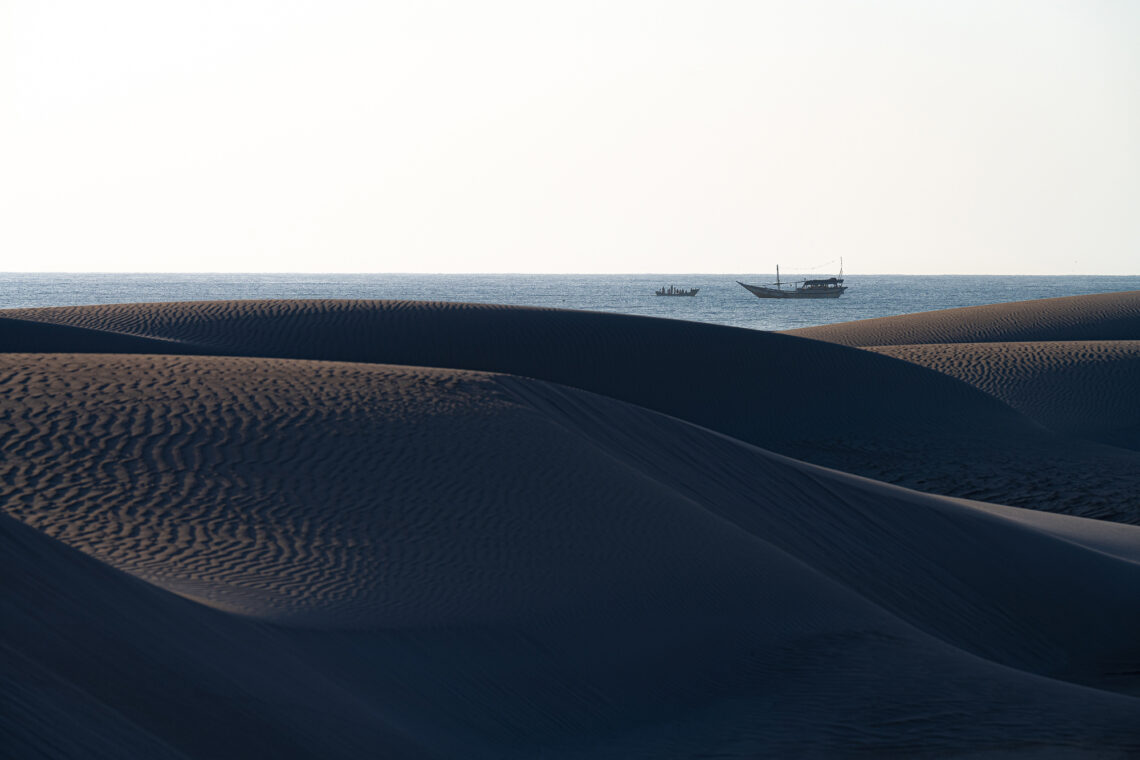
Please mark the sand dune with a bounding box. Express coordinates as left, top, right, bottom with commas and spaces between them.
785, 290, 1140, 346
868, 340, 1140, 450
1, 300, 1033, 452
783, 291, 1140, 451
1, 513, 431, 760
0, 314, 206, 355
5, 299, 1140, 521
4, 352, 1139, 757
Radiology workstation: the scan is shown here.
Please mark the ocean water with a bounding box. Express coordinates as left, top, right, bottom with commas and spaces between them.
1, 272, 1137, 332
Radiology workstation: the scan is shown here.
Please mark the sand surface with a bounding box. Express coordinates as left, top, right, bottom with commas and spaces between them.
783, 292, 1140, 455
4, 298, 1139, 521
868, 340, 1140, 450
785, 290, 1140, 346
3, 296, 1139, 757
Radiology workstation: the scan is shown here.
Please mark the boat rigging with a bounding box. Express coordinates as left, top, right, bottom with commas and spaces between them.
737, 259, 847, 299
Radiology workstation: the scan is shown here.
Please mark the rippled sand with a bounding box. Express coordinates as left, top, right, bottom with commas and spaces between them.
4, 293, 1139, 758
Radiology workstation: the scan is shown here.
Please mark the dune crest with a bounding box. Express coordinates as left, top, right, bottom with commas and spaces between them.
785, 290, 1140, 346
4, 299, 1140, 521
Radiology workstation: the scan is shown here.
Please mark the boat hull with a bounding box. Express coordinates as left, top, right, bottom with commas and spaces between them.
737, 281, 845, 299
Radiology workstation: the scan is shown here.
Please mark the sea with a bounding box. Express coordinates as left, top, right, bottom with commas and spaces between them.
2, 273, 1138, 332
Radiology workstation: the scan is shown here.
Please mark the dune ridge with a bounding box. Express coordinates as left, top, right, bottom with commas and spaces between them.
4, 299, 1139, 521
784, 290, 1140, 346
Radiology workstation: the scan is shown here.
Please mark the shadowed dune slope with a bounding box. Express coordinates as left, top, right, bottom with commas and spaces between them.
4, 299, 1140, 522
3, 354, 1139, 757
868, 341, 1140, 450
0, 315, 208, 355
784, 290, 1140, 346
0, 514, 434, 760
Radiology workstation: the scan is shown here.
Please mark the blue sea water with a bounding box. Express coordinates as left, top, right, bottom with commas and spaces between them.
1, 272, 1137, 332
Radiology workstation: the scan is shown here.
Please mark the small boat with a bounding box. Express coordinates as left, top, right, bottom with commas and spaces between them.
655, 285, 699, 297
738, 261, 847, 299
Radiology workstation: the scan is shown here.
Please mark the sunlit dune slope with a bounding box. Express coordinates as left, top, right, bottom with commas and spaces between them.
3, 353, 1139, 758
4, 299, 1139, 521
784, 290, 1140, 346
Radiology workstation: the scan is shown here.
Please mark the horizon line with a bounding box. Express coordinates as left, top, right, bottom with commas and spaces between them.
3, 271, 1138, 277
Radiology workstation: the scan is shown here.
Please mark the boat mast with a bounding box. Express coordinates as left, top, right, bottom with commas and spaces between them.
776, 265, 780, 288
839, 257, 843, 277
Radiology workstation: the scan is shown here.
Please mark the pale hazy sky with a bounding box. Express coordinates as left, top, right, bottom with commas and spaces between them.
2, 1, 1138, 274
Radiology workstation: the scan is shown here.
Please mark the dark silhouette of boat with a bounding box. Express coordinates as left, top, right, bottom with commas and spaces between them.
738, 261, 847, 299
655, 285, 699, 296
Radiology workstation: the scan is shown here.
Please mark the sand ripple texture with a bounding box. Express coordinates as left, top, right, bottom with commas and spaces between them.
3, 351, 1140, 758
869, 340, 1140, 450
4, 298, 1140, 521
785, 290, 1140, 346
2, 354, 676, 627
